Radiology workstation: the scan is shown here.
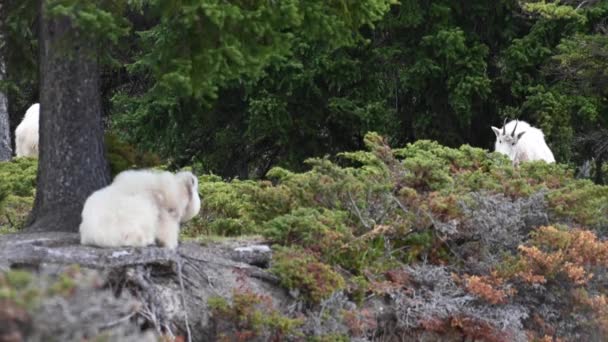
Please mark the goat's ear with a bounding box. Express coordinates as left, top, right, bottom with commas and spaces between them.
178, 171, 197, 188
517, 131, 526, 140
491, 126, 501, 137
184, 173, 198, 197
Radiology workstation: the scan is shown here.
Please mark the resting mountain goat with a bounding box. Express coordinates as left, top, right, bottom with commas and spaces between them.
112, 170, 201, 223
491, 119, 555, 165
79, 169, 201, 249
15, 103, 40, 158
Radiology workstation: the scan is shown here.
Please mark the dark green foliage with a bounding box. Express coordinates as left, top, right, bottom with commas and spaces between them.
133, 0, 395, 100
1, 0, 39, 127
5, 1, 608, 177
115, 0, 605, 177
46, 0, 130, 52
108, 0, 396, 176
104, 132, 161, 177
500, 1, 608, 166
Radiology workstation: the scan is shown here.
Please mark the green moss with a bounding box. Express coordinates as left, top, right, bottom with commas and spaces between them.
0, 269, 40, 310
0, 266, 112, 330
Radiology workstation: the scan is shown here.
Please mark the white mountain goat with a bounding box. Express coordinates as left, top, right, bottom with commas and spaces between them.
491, 119, 555, 165
79, 169, 201, 249
15, 103, 40, 158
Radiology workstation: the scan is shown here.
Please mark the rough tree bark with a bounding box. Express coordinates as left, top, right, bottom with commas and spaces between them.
0, 2, 12, 161
26, 0, 110, 232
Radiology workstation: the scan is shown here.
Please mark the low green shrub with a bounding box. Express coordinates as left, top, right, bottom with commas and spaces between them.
271, 246, 346, 305
190, 132, 608, 318
0, 157, 37, 197
0, 158, 37, 233
548, 179, 608, 229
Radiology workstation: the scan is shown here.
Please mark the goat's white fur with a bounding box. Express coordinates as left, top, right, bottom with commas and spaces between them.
15, 103, 40, 158
174, 171, 201, 222
491, 119, 555, 165
79, 169, 201, 249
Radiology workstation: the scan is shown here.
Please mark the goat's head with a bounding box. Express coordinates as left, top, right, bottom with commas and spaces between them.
491, 119, 527, 155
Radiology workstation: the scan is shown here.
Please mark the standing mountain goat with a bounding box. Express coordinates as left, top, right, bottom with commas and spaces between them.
491, 119, 555, 165
15, 103, 40, 158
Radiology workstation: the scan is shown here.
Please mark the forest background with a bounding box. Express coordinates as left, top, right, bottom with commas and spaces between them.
1, 1, 608, 340
2, 0, 607, 181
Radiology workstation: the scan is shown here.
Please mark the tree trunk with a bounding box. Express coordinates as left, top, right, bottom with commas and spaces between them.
26, 0, 110, 232
0, 2, 12, 161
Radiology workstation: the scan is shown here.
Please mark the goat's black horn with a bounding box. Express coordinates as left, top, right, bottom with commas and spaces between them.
502, 118, 507, 135
511, 120, 519, 137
